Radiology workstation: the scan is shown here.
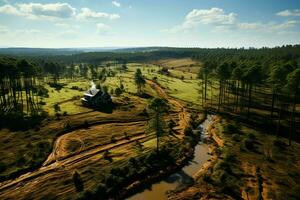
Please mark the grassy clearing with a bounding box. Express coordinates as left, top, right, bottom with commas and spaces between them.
154, 58, 198, 68
42, 80, 91, 115
0, 91, 150, 181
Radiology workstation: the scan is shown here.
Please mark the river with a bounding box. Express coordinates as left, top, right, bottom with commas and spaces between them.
127, 115, 214, 200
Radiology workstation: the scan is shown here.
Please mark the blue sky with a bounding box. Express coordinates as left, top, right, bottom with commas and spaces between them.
0, 0, 299, 48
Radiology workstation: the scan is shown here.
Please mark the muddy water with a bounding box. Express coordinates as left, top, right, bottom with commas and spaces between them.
127, 115, 214, 200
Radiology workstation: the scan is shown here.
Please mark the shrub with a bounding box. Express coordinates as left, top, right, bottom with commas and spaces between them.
168, 120, 176, 130
37, 85, 49, 97
64, 122, 72, 131
247, 133, 256, 140
273, 139, 286, 149
114, 87, 122, 96
184, 125, 193, 136
53, 104, 61, 113
73, 171, 84, 192
0, 162, 7, 173
244, 138, 254, 151
110, 135, 116, 143
224, 124, 239, 135
83, 120, 89, 128
39, 101, 46, 105
55, 112, 61, 119
203, 173, 213, 183
232, 134, 241, 141
95, 183, 108, 198
139, 108, 148, 117
129, 157, 137, 166
71, 86, 79, 90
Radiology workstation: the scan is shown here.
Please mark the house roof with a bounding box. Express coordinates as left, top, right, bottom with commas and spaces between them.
84, 88, 100, 97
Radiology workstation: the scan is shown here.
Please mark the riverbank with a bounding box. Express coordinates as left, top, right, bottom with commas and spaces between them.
168, 116, 300, 200
116, 114, 214, 200
110, 116, 210, 199
167, 115, 233, 200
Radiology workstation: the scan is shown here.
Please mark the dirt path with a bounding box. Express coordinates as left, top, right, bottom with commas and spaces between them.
147, 80, 189, 135
0, 79, 190, 199
0, 129, 149, 191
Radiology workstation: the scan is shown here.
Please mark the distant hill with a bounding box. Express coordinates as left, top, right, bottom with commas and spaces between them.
0, 47, 126, 56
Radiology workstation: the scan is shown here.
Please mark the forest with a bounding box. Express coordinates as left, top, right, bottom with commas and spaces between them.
0, 45, 299, 200
0, 45, 299, 134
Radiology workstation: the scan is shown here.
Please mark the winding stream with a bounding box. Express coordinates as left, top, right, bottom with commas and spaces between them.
127, 115, 214, 200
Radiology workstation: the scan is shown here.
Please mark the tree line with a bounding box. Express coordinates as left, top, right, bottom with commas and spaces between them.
197, 60, 299, 144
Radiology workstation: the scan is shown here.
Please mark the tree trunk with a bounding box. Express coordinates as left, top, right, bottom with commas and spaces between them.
218, 80, 222, 111
204, 74, 207, 103
247, 84, 252, 119
289, 93, 297, 145
271, 88, 276, 118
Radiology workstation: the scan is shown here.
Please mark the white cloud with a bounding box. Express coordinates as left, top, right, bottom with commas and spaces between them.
77, 8, 120, 20
277, 9, 300, 17
0, 3, 76, 20
238, 22, 263, 30
54, 23, 80, 29
96, 23, 111, 34
238, 20, 298, 31
185, 8, 236, 26
0, 3, 120, 21
0, 4, 22, 15
165, 7, 299, 34
112, 1, 121, 7
0, 25, 8, 34
17, 3, 76, 19
165, 7, 237, 33
270, 20, 298, 30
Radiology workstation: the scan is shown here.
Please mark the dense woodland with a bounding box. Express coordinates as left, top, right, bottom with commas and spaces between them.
0, 45, 299, 138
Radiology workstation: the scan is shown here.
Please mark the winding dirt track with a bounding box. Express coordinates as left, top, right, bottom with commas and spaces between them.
0, 80, 190, 199
147, 80, 189, 133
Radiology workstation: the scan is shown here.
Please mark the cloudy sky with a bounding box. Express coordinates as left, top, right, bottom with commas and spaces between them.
0, 0, 299, 48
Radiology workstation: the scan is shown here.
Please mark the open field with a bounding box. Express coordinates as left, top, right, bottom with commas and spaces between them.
0, 69, 192, 199
153, 58, 201, 73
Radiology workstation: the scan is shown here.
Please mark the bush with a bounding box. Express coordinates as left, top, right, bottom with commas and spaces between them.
139, 108, 148, 117
273, 139, 286, 149
55, 112, 61, 119
203, 173, 213, 183
73, 171, 84, 192
64, 121, 72, 131
244, 138, 254, 151
39, 101, 46, 105
232, 134, 240, 141
168, 120, 176, 130
247, 133, 256, 140
83, 120, 89, 128
53, 104, 61, 112
95, 183, 108, 198
110, 135, 117, 143
224, 124, 239, 135
71, 86, 80, 90
37, 85, 49, 97
0, 162, 7, 173
184, 125, 193, 136
114, 87, 122, 96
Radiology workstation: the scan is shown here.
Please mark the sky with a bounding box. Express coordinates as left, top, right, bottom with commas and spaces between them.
0, 0, 300, 48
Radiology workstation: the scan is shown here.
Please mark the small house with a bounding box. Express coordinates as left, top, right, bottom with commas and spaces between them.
81, 85, 112, 108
